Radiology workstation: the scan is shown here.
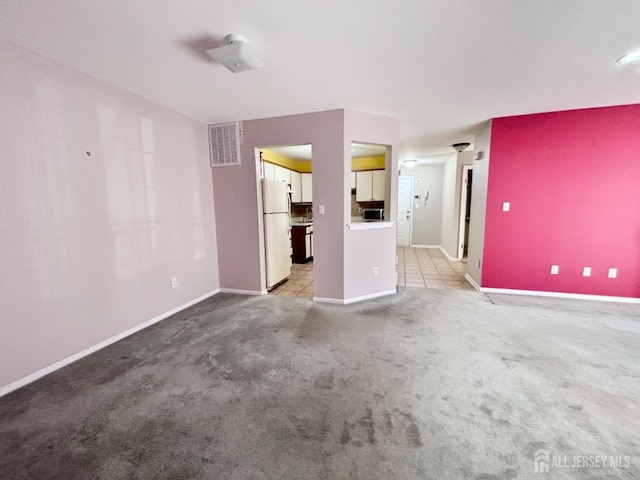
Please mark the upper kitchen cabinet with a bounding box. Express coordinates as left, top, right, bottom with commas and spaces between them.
290, 170, 302, 203
355, 170, 385, 201
273, 164, 289, 183
372, 170, 385, 200
263, 161, 275, 180
301, 173, 313, 203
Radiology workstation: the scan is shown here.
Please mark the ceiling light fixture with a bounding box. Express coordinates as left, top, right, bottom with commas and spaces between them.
403, 159, 417, 167
616, 48, 640, 64
452, 142, 471, 153
206, 34, 265, 73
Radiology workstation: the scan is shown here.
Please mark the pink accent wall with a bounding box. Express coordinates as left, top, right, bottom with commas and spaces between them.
483, 105, 640, 298
0, 40, 219, 390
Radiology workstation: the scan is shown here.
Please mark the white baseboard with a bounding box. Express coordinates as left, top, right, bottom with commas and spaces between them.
0, 288, 221, 398
480, 287, 640, 304
439, 247, 458, 261
314, 289, 396, 305
344, 289, 396, 304
464, 273, 481, 291
312, 296, 345, 304
410, 244, 440, 249
219, 288, 267, 296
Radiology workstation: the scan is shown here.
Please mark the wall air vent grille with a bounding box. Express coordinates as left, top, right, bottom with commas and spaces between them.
208, 122, 242, 167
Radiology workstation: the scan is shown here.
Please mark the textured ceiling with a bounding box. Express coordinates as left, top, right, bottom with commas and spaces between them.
2, 0, 640, 159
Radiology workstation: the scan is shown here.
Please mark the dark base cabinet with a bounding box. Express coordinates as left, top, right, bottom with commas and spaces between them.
291, 224, 313, 263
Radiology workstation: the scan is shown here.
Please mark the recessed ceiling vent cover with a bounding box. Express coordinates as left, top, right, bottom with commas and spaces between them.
208, 122, 242, 167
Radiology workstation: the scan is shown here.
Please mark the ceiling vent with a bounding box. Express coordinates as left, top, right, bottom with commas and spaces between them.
208, 122, 242, 167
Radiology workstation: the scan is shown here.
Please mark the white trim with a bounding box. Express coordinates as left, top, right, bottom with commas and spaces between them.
347, 221, 394, 231
410, 244, 441, 248
464, 273, 481, 291
480, 287, 640, 304
439, 246, 458, 261
344, 289, 396, 304
219, 288, 267, 296
0, 289, 221, 398
314, 289, 396, 305
312, 296, 345, 304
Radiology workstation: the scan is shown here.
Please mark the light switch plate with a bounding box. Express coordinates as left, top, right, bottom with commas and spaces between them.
319, 205, 325, 214
582, 267, 591, 277
502, 202, 510, 212
550, 265, 559, 275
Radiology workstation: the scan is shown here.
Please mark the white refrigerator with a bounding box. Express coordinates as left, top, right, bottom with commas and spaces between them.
262, 179, 291, 289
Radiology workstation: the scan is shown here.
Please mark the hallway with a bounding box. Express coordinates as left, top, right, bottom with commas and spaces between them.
397, 247, 474, 290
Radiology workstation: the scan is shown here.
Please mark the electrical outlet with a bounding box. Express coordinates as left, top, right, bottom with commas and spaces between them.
476, 259, 481, 269
608, 268, 617, 279
319, 205, 325, 215
502, 202, 510, 212
582, 267, 591, 277
171, 277, 177, 288
550, 265, 559, 275
373, 266, 379, 276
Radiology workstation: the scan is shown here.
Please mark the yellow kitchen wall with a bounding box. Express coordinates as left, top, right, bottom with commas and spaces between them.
351, 156, 385, 171
261, 149, 384, 173
261, 149, 311, 173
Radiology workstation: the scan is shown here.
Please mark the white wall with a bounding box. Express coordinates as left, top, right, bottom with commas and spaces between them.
439, 154, 458, 257
0, 40, 219, 392
466, 121, 492, 285
440, 151, 474, 258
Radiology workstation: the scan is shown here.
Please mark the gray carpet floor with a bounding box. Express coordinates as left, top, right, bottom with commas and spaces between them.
1, 288, 639, 479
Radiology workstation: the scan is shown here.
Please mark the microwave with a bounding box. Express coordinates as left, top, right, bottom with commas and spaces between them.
362, 208, 384, 222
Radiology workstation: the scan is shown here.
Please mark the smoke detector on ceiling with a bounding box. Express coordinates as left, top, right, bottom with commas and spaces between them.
452, 142, 471, 153
206, 34, 265, 73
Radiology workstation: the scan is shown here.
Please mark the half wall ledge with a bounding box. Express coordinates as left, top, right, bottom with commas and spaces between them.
347, 221, 394, 231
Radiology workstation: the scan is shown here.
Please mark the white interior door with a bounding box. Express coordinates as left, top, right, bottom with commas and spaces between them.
397, 176, 413, 246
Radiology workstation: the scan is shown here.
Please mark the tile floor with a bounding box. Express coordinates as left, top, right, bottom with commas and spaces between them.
397, 247, 474, 290
269, 261, 314, 298
270, 248, 474, 297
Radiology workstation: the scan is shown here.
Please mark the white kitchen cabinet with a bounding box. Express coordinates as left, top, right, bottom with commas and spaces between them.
356, 170, 385, 201
301, 173, 313, 203
305, 231, 311, 258
372, 170, 385, 200
356, 171, 372, 201
263, 161, 275, 180
350, 171, 356, 190
290, 171, 302, 203
272, 164, 282, 182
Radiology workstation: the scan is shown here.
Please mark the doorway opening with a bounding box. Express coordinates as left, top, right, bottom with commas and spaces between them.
457, 166, 473, 260
258, 144, 314, 299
